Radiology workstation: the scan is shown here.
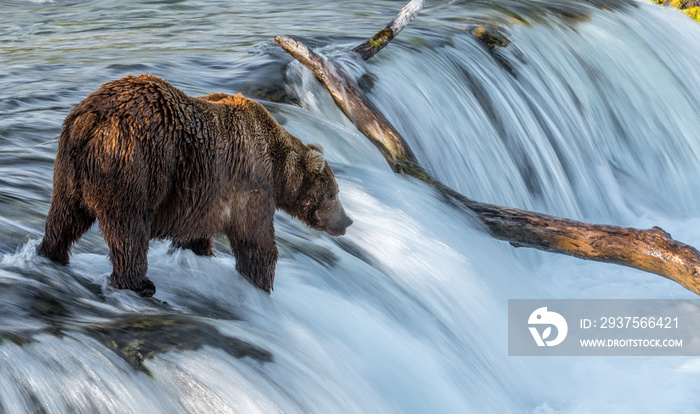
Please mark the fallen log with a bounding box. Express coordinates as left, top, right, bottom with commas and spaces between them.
272, 7, 700, 296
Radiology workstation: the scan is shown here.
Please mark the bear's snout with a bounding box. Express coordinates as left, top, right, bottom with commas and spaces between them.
315, 200, 353, 236
328, 215, 352, 236
330, 204, 352, 236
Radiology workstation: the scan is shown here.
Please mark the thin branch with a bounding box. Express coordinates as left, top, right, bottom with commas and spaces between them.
352, 0, 425, 60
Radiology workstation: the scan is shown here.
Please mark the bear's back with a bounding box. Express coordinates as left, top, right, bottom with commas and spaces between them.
61, 74, 195, 151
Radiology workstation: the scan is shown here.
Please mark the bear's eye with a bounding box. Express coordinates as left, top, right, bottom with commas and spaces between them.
328, 193, 336, 200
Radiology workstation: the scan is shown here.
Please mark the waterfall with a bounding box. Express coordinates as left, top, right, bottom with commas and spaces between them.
1, 0, 699, 412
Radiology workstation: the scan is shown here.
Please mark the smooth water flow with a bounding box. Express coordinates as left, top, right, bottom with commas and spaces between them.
2, 0, 700, 412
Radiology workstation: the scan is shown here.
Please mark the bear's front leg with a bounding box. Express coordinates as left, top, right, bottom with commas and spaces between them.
225, 191, 278, 293
230, 241, 279, 293
99, 212, 155, 297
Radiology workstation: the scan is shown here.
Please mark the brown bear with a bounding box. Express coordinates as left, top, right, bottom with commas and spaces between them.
37, 74, 352, 297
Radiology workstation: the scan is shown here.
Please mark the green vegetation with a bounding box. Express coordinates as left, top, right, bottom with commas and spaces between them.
684, 6, 700, 22
653, 0, 700, 22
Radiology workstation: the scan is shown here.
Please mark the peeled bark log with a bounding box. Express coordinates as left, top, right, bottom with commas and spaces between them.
461, 196, 700, 294
273, 10, 700, 296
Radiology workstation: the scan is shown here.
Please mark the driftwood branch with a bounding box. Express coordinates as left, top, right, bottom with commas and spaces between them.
272, 6, 700, 296
275, 35, 419, 171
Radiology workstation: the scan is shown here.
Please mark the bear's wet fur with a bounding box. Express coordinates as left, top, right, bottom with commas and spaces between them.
37, 74, 352, 296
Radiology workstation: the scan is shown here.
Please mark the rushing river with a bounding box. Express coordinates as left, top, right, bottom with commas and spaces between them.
2, 0, 700, 412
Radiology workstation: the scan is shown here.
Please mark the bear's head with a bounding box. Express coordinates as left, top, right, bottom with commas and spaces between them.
286, 143, 352, 236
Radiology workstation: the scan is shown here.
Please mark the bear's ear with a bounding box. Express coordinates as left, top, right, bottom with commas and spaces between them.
305, 148, 325, 174
308, 142, 324, 154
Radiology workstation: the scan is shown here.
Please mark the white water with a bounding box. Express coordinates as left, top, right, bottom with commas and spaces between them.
1, 0, 700, 412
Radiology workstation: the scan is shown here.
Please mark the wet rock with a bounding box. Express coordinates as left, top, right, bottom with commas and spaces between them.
86, 314, 273, 375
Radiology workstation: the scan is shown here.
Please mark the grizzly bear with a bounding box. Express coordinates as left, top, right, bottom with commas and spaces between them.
37, 74, 352, 297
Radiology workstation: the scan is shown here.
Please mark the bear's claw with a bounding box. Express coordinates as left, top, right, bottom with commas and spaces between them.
111, 274, 156, 297
135, 279, 157, 297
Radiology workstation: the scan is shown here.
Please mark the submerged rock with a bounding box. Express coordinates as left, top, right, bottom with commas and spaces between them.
86, 314, 273, 375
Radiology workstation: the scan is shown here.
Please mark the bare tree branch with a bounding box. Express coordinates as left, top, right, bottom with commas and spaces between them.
352, 0, 425, 60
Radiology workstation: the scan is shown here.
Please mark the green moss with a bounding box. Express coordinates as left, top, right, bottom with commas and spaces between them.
469, 26, 509, 49
0, 333, 32, 346
368, 29, 394, 50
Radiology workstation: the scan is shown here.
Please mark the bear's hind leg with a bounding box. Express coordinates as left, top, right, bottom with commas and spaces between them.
100, 213, 155, 297
38, 194, 95, 265
171, 237, 214, 256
